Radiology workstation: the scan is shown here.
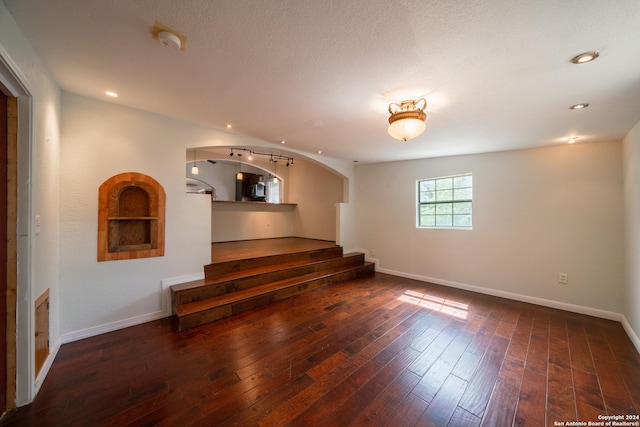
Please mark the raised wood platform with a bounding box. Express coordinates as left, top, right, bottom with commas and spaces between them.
171, 238, 375, 330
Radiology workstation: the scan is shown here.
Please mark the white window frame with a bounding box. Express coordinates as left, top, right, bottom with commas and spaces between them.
417, 173, 473, 229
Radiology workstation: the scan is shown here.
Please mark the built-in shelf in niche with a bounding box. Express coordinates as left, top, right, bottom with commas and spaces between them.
98, 172, 165, 261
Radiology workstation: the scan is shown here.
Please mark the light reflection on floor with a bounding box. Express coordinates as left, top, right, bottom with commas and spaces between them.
398, 289, 469, 319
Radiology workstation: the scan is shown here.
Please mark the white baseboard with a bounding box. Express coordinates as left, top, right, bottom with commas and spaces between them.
368, 260, 640, 350
376, 261, 640, 353
61, 310, 168, 344
61, 272, 204, 345
374, 265, 622, 321
34, 335, 62, 394
621, 315, 640, 355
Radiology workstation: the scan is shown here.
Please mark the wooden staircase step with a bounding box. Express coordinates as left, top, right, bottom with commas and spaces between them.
172, 252, 366, 306
204, 246, 343, 279
174, 262, 375, 331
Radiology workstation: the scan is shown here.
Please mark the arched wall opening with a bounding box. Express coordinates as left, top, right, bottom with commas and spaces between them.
184, 146, 348, 244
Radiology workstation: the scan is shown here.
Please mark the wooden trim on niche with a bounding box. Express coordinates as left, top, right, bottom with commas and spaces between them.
97, 172, 165, 262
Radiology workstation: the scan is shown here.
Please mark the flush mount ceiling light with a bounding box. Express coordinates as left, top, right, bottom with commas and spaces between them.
571, 51, 599, 64
388, 98, 427, 141
569, 103, 590, 110
105, 91, 118, 98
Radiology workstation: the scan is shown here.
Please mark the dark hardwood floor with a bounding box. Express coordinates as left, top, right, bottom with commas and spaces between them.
2, 272, 639, 426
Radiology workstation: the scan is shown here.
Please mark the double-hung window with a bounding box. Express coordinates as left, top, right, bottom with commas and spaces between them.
417, 174, 472, 229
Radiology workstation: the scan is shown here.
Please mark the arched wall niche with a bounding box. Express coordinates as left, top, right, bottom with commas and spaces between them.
98, 172, 165, 261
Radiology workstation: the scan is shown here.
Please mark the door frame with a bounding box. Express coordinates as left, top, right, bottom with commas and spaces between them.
0, 48, 34, 408
0, 80, 7, 417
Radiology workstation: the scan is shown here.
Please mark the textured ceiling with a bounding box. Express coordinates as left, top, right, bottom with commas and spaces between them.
4, 0, 640, 163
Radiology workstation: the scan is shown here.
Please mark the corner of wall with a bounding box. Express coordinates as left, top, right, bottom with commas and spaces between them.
623, 118, 640, 354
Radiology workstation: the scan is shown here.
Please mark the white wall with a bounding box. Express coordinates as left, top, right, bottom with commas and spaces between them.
0, 3, 61, 405
356, 141, 624, 314
623, 119, 640, 347
211, 202, 296, 242
289, 160, 344, 241
59, 93, 215, 333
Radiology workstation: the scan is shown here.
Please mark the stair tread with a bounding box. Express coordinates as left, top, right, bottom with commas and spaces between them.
175, 262, 374, 316
172, 252, 365, 292
204, 246, 344, 279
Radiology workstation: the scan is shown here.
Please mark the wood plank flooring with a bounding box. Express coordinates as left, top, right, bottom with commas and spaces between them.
210, 238, 339, 263
2, 273, 639, 426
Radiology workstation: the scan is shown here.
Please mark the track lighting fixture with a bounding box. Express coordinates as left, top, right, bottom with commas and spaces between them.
228, 148, 293, 166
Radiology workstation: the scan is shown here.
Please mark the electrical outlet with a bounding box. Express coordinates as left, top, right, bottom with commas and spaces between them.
558, 273, 568, 284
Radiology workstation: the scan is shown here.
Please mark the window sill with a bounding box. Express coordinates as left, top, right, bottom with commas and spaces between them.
417, 226, 473, 230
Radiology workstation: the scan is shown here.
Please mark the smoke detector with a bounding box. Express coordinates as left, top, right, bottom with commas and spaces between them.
152, 21, 187, 51
157, 31, 181, 49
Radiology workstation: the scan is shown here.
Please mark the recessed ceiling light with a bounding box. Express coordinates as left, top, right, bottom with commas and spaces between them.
571, 51, 599, 64
280, 140, 286, 144
317, 150, 322, 154
226, 124, 232, 129
569, 103, 589, 110
568, 136, 579, 144
105, 91, 118, 98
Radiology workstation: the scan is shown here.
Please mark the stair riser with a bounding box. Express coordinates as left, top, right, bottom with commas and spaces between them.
177, 264, 374, 331
175, 253, 365, 305
204, 247, 343, 279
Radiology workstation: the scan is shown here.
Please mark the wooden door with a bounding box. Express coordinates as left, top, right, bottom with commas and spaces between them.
0, 90, 8, 414
34, 290, 49, 376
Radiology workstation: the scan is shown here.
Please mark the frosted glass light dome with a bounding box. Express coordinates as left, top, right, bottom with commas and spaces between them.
388, 117, 426, 141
